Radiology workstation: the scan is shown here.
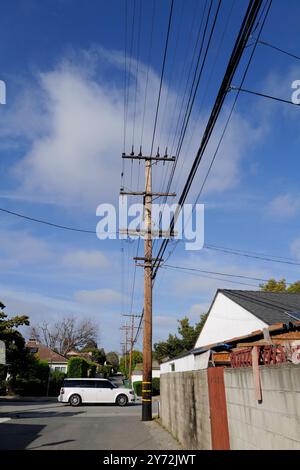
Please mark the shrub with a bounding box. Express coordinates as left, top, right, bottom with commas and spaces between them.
13, 377, 47, 396
133, 378, 160, 397
88, 362, 97, 378
98, 364, 113, 378
0, 364, 7, 395
12, 359, 50, 396
48, 370, 66, 396
133, 381, 142, 397
152, 377, 160, 396
67, 357, 89, 378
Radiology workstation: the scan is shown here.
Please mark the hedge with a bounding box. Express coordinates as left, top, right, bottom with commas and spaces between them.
133, 378, 160, 397
67, 357, 89, 378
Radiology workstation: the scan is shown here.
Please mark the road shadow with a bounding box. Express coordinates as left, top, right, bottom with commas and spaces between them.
0, 422, 45, 450
28, 439, 76, 450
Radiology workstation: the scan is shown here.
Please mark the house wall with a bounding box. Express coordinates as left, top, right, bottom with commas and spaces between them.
224, 364, 300, 449
132, 370, 160, 385
195, 293, 267, 349
49, 363, 67, 373
160, 371, 211, 450
160, 354, 195, 373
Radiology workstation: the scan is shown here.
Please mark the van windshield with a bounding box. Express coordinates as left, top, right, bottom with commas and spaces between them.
109, 382, 118, 388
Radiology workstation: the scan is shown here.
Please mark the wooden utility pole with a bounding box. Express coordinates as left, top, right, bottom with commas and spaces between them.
143, 156, 153, 421
122, 313, 141, 381
121, 150, 175, 421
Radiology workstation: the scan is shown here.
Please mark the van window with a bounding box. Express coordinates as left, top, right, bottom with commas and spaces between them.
63, 380, 95, 388
63, 380, 80, 387
95, 380, 113, 389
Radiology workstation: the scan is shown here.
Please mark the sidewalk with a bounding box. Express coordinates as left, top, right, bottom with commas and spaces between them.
0, 396, 58, 402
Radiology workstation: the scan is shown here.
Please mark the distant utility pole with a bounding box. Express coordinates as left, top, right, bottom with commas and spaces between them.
122, 313, 142, 381
120, 324, 129, 372
121, 148, 175, 421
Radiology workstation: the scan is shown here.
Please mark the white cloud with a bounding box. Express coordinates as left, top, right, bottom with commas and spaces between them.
266, 193, 300, 219
189, 303, 210, 318
75, 288, 123, 304
0, 229, 52, 266
0, 45, 268, 211
290, 238, 300, 260
62, 249, 109, 270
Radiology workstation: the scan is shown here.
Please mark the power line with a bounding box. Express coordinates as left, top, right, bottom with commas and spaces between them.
149, 0, 174, 156
205, 244, 300, 266
152, 0, 267, 280
160, 267, 260, 288
153, 0, 219, 253
0, 207, 118, 235
132, 0, 142, 146
229, 85, 300, 106
158, 0, 272, 267
140, 0, 156, 147
4, 206, 300, 268
161, 263, 294, 284
258, 39, 300, 61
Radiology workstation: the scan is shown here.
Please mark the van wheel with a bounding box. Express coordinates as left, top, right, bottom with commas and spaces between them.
69, 394, 81, 407
116, 394, 128, 407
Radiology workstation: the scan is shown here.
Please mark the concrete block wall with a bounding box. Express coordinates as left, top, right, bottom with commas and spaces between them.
224, 364, 300, 449
160, 371, 211, 449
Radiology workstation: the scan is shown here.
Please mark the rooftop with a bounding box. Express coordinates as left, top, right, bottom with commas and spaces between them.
26, 339, 68, 363
220, 290, 300, 325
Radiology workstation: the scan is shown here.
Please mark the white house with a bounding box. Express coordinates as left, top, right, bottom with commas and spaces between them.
160, 289, 300, 373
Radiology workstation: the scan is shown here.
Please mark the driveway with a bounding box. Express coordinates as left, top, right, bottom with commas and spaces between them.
0, 400, 180, 450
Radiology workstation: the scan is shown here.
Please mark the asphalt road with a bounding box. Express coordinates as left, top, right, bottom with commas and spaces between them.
0, 400, 180, 450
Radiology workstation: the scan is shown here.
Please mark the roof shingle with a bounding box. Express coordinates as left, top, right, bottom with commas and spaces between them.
221, 290, 300, 325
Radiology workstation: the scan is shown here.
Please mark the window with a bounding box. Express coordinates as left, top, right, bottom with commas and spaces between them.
96, 380, 113, 389
63, 380, 80, 388
29, 347, 38, 353
63, 380, 94, 388
80, 380, 96, 388
170, 363, 175, 372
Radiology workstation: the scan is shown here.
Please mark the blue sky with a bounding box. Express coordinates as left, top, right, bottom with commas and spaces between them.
1, 0, 300, 352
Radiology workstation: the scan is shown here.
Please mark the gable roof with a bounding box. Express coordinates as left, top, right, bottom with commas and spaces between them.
220, 290, 300, 325
26, 340, 68, 363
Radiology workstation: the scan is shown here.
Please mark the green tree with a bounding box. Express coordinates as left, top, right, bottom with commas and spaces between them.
0, 303, 30, 387
260, 278, 300, 293
87, 348, 106, 366
153, 313, 208, 363
106, 351, 119, 368
119, 350, 142, 376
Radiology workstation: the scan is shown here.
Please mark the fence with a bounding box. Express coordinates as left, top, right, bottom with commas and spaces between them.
160, 363, 300, 450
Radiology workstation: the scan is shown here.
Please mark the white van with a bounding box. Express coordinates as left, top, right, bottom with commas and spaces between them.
58, 378, 135, 406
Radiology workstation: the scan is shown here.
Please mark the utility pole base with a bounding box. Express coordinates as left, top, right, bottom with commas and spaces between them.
142, 401, 152, 421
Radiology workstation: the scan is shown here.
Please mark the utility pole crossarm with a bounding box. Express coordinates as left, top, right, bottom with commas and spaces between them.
122, 154, 175, 162
120, 190, 176, 197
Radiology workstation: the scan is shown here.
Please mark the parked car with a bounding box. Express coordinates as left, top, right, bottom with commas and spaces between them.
58, 378, 135, 406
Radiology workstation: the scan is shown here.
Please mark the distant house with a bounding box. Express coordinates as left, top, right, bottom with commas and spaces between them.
132, 360, 160, 385
161, 290, 300, 373
65, 350, 93, 362
26, 339, 68, 373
